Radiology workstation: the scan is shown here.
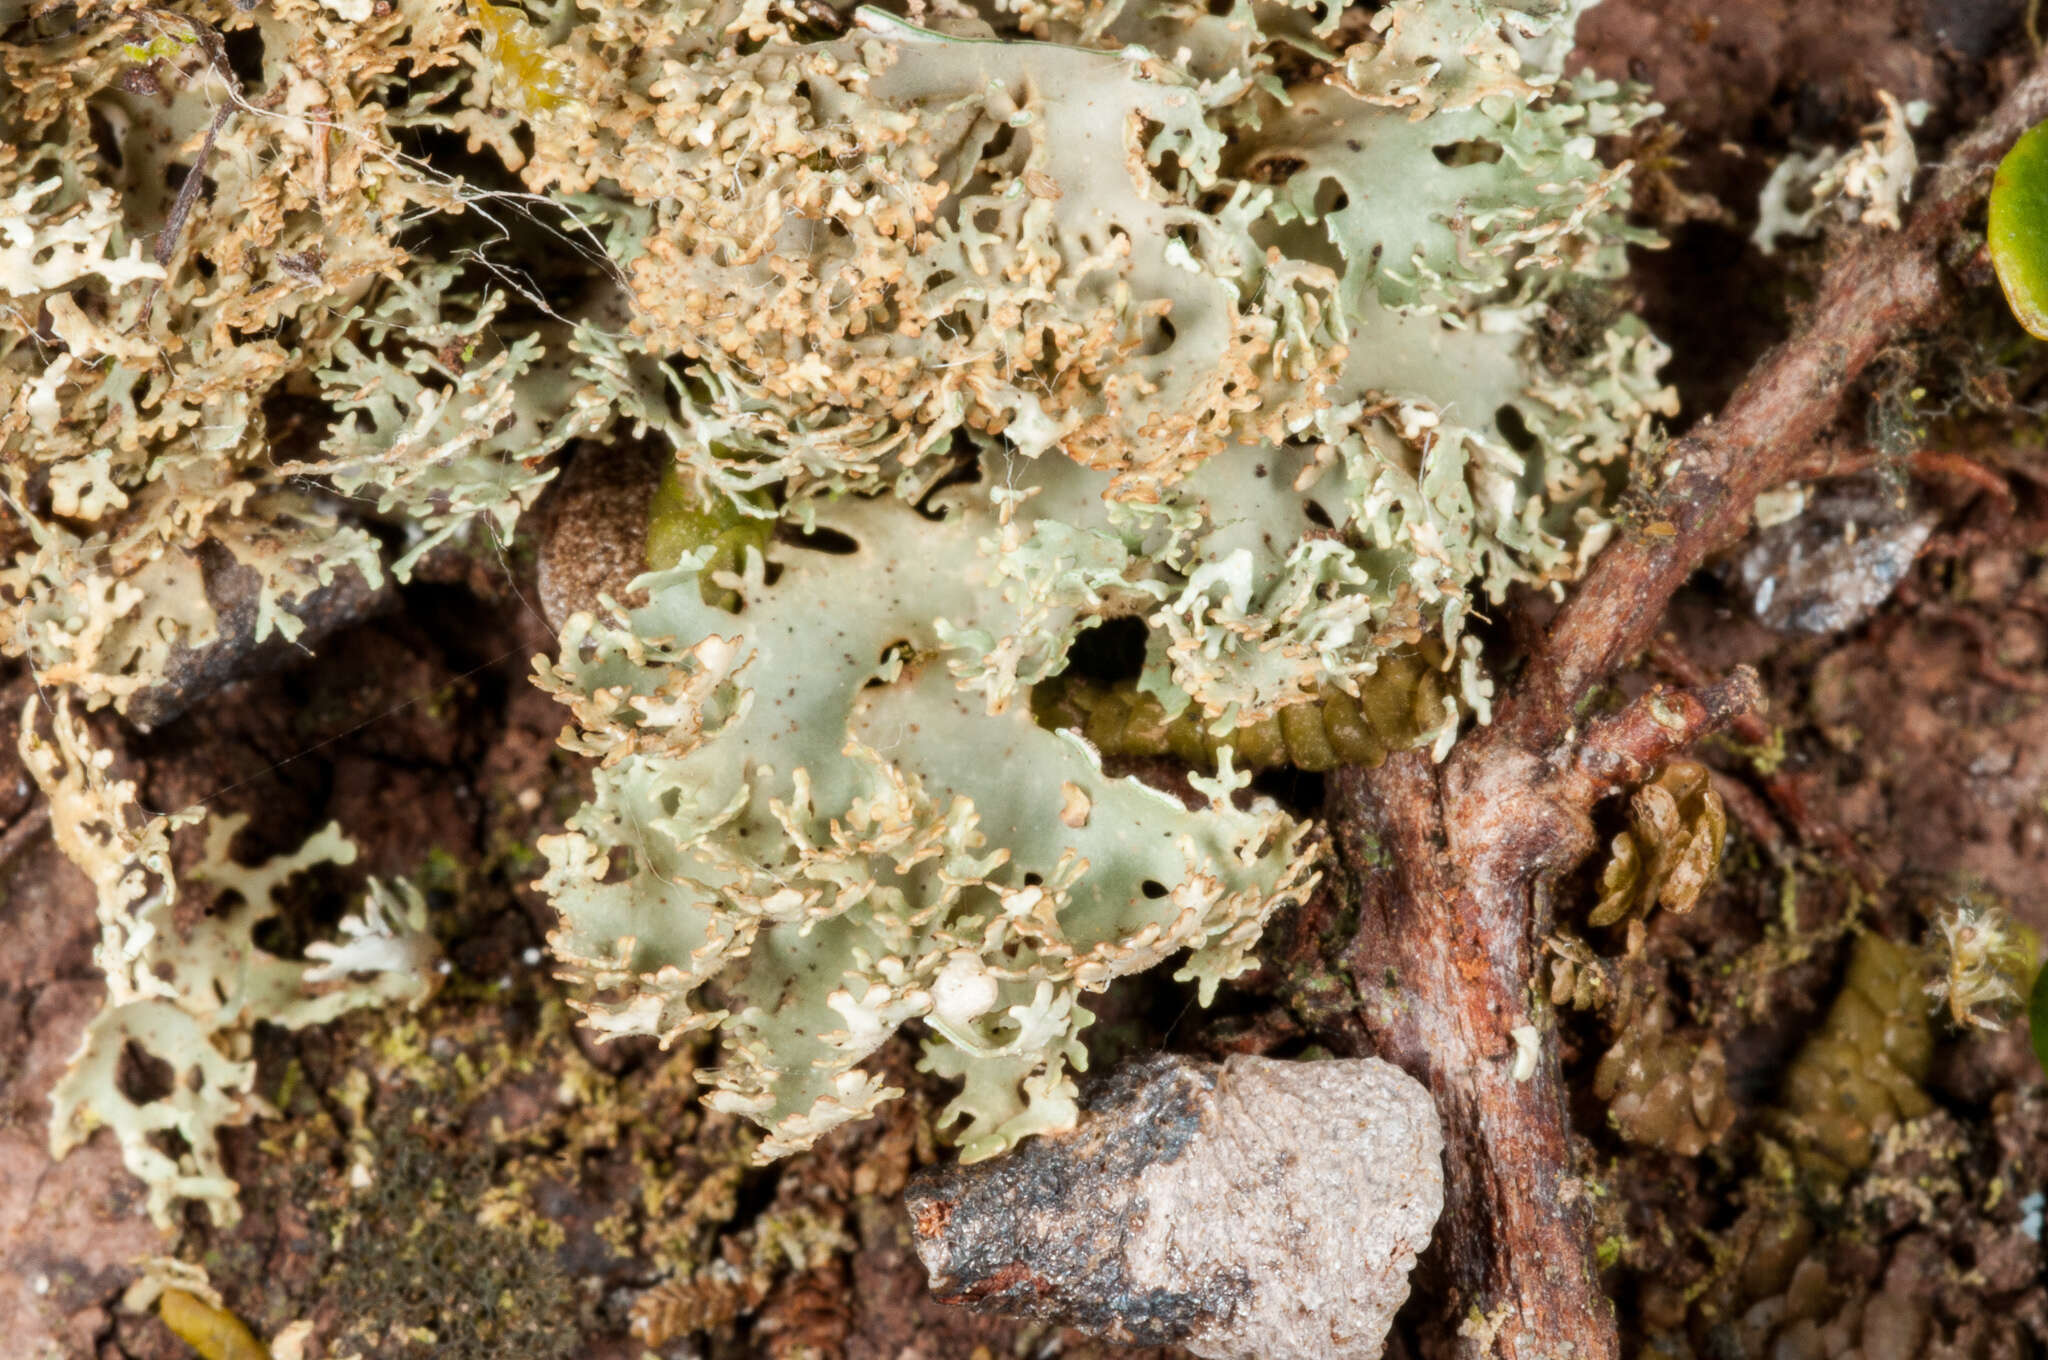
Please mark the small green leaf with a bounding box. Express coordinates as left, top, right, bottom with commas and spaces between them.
1989, 121, 2048, 340
2030, 956, 2048, 1078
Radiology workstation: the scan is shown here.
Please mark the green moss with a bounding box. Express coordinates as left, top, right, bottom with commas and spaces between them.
313, 1119, 590, 1360
1773, 933, 1936, 1180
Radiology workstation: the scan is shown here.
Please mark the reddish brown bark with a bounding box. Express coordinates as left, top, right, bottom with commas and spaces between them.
1331, 676, 1757, 1358
1315, 52, 2048, 1360
1336, 751, 1591, 1356
1783, 443, 2020, 512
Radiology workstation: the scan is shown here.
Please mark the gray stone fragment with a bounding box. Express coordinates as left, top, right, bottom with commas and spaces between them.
535, 443, 662, 633
125, 538, 392, 731
906, 1054, 1443, 1360
1733, 476, 1935, 635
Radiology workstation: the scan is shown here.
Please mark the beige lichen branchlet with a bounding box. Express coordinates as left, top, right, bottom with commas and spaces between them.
1924, 900, 2033, 1032
21, 699, 440, 1226
560, 7, 1351, 503
1589, 759, 1728, 946
1753, 91, 1926, 255
7, 0, 1673, 1179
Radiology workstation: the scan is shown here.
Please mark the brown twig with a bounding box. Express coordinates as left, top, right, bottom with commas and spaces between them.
1505, 56, 2048, 758
1567, 671, 1764, 798
121, 541, 393, 731
1706, 768, 1789, 860
1645, 636, 1774, 750
134, 9, 244, 319
1913, 449, 2022, 513
1646, 637, 1871, 876
1780, 444, 2021, 515
0, 802, 51, 871
1312, 50, 2048, 1360
1330, 681, 1761, 1358
1921, 603, 2048, 694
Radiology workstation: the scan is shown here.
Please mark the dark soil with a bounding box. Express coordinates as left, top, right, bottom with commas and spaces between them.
8, 1, 2048, 1357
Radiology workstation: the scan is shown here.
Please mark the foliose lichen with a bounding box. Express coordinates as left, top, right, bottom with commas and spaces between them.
5, 0, 1672, 1179
530, 0, 1671, 1163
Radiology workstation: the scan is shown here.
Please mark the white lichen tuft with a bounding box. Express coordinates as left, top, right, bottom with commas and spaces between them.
1925, 902, 2032, 1032
1754, 91, 1926, 255
303, 877, 443, 999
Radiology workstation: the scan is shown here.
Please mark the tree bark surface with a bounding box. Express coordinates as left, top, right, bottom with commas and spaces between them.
1314, 53, 2048, 1359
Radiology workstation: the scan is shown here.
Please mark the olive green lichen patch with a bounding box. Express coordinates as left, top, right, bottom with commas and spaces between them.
1772, 932, 1936, 1181
1031, 644, 1458, 772
1590, 760, 1728, 939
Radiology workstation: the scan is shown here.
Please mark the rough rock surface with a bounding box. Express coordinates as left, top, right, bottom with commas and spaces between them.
1732, 477, 1936, 634
904, 1054, 1443, 1360
535, 444, 663, 632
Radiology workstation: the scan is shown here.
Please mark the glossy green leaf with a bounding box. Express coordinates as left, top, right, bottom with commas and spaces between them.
1989, 121, 2048, 340
2031, 954, 2048, 1079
